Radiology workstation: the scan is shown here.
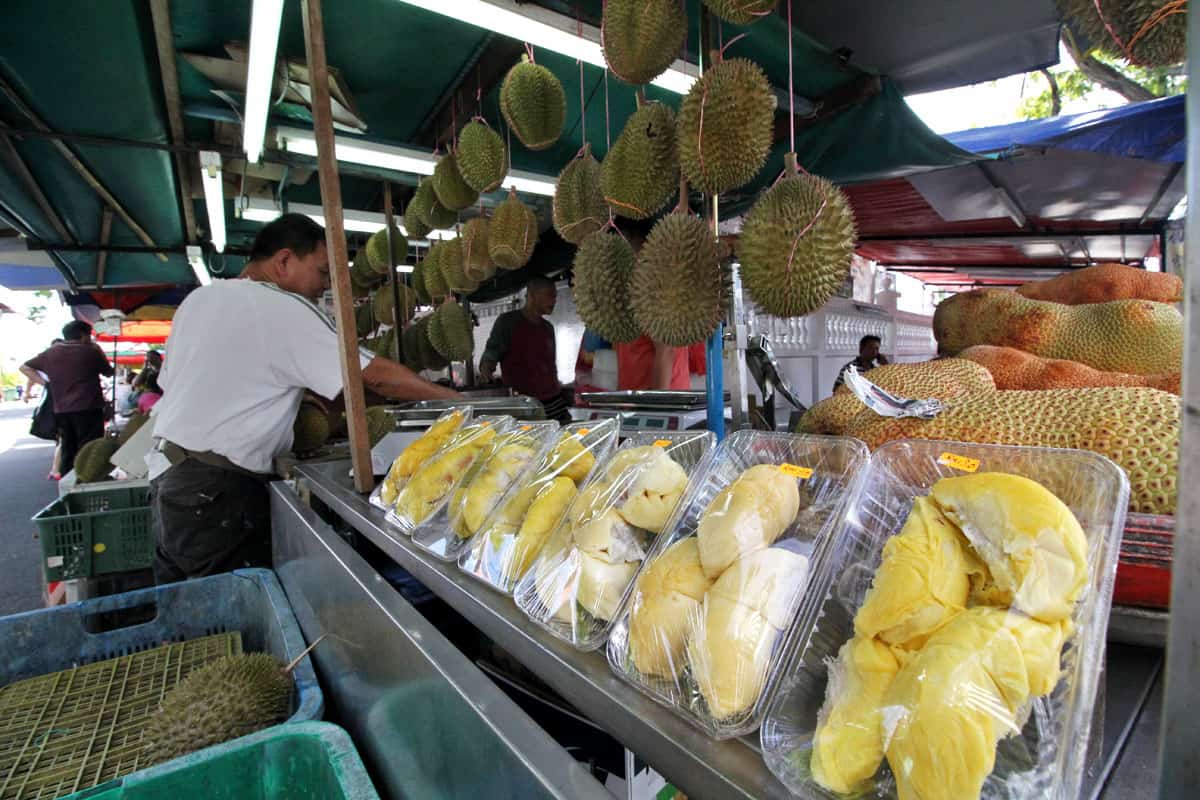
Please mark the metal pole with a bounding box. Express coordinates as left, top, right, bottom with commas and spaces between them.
1158, 6, 1200, 794
301, 0, 374, 493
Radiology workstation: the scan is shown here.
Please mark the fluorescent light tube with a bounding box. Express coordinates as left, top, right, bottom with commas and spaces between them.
186, 245, 211, 286
240, 198, 453, 240
199, 151, 226, 254
243, 0, 285, 163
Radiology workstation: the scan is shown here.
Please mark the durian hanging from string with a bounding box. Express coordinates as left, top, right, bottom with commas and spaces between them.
457, 119, 509, 193
554, 144, 608, 245
702, 0, 778, 26
500, 47, 567, 151
1056, 0, 1186, 67
601, 0, 688, 85
601, 100, 679, 220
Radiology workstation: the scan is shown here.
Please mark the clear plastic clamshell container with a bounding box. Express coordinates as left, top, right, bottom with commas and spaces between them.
456, 418, 620, 595
606, 430, 870, 739
370, 406, 473, 511
760, 439, 1129, 800
383, 416, 514, 536
514, 431, 717, 652
411, 421, 562, 561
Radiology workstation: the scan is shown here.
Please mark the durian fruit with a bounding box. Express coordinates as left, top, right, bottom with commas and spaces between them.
737, 171, 857, 317
631, 213, 727, 346
401, 322, 426, 371
543, 433, 597, 484
457, 120, 508, 193
74, 437, 119, 483
416, 316, 450, 372
118, 412, 150, 446
432, 151, 480, 211
572, 230, 641, 343
451, 434, 540, 538
143, 653, 291, 765
702, 0, 777, 25
677, 57, 776, 195
365, 223, 407, 275
572, 510, 647, 620
688, 547, 810, 720
404, 192, 433, 239
611, 445, 690, 531
412, 178, 458, 231
461, 217, 495, 283
371, 285, 416, 327
356, 302, 376, 337
601, 102, 679, 220
1016, 262, 1183, 305
438, 238, 479, 295
508, 476, 579, 580
351, 252, 381, 289
628, 538, 714, 676
601, 0, 688, 85
411, 257, 432, 306
380, 409, 466, 505
423, 243, 451, 301
553, 146, 607, 245
395, 423, 499, 525
500, 57, 567, 151
696, 463, 801, 579
488, 189, 538, 270
365, 406, 395, 448
429, 300, 475, 362
292, 400, 331, 455
1056, 0, 1185, 67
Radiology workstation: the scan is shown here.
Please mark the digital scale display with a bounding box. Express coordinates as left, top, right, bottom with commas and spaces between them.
586, 410, 709, 433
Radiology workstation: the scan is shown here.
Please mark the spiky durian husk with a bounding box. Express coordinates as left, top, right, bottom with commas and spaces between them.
423, 242, 451, 301
677, 58, 776, 195
415, 315, 450, 371
292, 401, 332, 454
404, 193, 433, 239
365, 223, 407, 275
433, 151, 480, 211
440, 237, 480, 294
462, 217, 496, 282
366, 406, 396, 448
702, 0, 777, 25
412, 178, 458, 230
573, 230, 641, 343
350, 254, 381, 296
356, 301, 376, 337
601, 0, 688, 85
500, 59, 566, 151
457, 120, 508, 193
553, 148, 607, 245
631, 214, 727, 346
738, 172, 857, 317
118, 413, 150, 446
489, 190, 538, 270
74, 438, 119, 483
1057, 0, 1186, 66
402, 321, 426, 371
601, 102, 679, 220
371, 284, 418, 328
411, 257, 432, 306
429, 300, 475, 362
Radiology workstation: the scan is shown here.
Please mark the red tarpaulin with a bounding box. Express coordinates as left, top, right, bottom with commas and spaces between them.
95, 319, 171, 344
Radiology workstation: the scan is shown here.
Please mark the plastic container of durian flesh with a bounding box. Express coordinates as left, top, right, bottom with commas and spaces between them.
760, 439, 1130, 800
605, 430, 871, 739
410, 421, 563, 561
513, 431, 717, 652
370, 406, 473, 512
455, 418, 621, 595
383, 416, 515, 536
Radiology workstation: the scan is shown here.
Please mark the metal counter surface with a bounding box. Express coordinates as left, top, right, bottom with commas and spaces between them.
295, 460, 791, 800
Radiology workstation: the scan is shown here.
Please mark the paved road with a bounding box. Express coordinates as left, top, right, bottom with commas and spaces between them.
0, 401, 59, 615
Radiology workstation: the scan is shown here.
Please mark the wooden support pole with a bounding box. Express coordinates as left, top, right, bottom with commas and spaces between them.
382, 181, 406, 365
95, 208, 113, 290
301, 0, 374, 493
149, 0, 199, 243
0, 131, 74, 244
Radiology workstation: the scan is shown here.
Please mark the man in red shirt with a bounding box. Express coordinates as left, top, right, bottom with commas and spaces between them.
615, 335, 690, 391
21, 321, 114, 476
478, 276, 572, 422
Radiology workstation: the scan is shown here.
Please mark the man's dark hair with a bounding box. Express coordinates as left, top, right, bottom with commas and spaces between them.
527, 275, 556, 292
62, 321, 92, 341
249, 213, 327, 261
145, 350, 163, 367
860, 335, 882, 348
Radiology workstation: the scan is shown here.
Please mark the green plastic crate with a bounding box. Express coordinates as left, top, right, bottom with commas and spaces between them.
32, 485, 152, 580
61, 722, 378, 800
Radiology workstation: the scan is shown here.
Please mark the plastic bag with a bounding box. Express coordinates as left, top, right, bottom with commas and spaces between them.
384, 416, 513, 535
411, 421, 561, 561
606, 430, 869, 739
370, 406, 472, 511
514, 431, 715, 651
456, 418, 619, 594
760, 440, 1130, 800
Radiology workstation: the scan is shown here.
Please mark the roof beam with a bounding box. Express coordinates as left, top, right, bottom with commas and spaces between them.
95, 207, 113, 289
415, 37, 526, 150
149, 0, 199, 244
0, 130, 75, 244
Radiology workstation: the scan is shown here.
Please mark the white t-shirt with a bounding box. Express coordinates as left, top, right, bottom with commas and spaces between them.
154, 279, 374, 473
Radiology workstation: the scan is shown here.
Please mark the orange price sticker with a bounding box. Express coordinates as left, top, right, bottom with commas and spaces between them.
938, 452, 980, 473
520, 425, 533, 431
653, 439, 672, 448
575, 428, 591, 437
779, 463, 813, 480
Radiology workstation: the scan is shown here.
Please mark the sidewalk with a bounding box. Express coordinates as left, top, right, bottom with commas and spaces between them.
0, 400, 59, 615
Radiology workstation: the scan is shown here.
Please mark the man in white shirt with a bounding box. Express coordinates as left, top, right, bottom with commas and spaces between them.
151, 213, 457, 583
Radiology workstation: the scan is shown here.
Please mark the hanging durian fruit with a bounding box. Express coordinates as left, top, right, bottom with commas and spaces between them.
489, 189, 538, 270
553, 144, 607, 245
433, 151, 480, 211
457, 120, 508, 193
416, 315, 450, 371
365, 223, 407, 275
423, 242, 451, 302
601, 102, 679, 220
355, 303, 375, 337
440, 237, 481, 295
631, 213, 727, 346
500, 57, 567, 151
429, 300, 475, 362
412, 178, 458, 230
462, 217, 495, 283
402, 321, 425, 370
573, 230, 641, 343
371, 284, 417, 327
738, 163, 858, 317
1056, 0, 1186, 67
601, 0, 688, 85
678, 57, 776, 195
411, 256, 432, 306
404, 192, 433, 239
703, 0, 777, 25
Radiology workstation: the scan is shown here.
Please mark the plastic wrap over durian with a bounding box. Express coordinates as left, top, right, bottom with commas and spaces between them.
369, 406, 473, 512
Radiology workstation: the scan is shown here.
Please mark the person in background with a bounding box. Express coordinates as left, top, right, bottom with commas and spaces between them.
616, 335, 690, 391
478, 276, 573, 423
20, 323, 114, 477
115, 369, 137, 415
833, 334, 888, 392
136, 373, 163, 414
133, 350, 162, 392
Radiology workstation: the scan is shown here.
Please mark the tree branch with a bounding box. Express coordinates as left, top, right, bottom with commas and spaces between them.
1062, 28, 1157, 103
1040, 69, 1062, 116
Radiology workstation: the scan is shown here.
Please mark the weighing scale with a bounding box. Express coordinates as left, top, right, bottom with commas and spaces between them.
577, 390, 727, 435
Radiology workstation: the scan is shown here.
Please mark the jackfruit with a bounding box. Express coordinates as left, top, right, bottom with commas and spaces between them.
428, 300, 474, 362
422, 243, 451, 301
433, 151, 479, 211
631, 213, 727, 347
677, 57, 776, 195
688, 547, 810, 719
457, 120, 508, 193
507, 476, 579, 580
845, 387, 1178, 515
404, 192, 433, 239
696, 463, 801, 579
611, 446, 690, 531
929, 472, 1088, 623
380, 410, 466, 505
933, 288, 1182, 375
365, 223, 407, 275
572, 230, 641, 344
118, 412, 150, 446
411, 178, 457, 231
553, 146, 607, 245
543, 433, 597, 484
489, 189, 538, 270
500, 57, 566, 151
702, 0, 777, 25
810, 636, 901, 795
628, 538, 713, 676
292, 401, 330, 455
959, 344, 1181, 393
601, 0, 687, 85
395, 424, 498, 525
451, 435, 540, 538
143, 653, 291, 764
461, 217, 495, 283
1056, 0, 1185, 67
438, 238, 480, 295
74, 437, 119, 483
737, 172, 857, 317
366, 406, 395, 448
601, 102, 679, 220
1016, 262, 1183, 305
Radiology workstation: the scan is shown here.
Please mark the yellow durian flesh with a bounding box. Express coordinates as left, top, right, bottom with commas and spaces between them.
614, 447, 690, 532
707, 547, 810, 631
930, 472, 1088, 622
696, 464, 801, 579
453, 439, 538, 538
391, 410, 465, 479
544, 434, 597, 484
395, 442, 486, 524
629, 538, 714, 676
577, 553, 640, 621
506, 476, 578, 580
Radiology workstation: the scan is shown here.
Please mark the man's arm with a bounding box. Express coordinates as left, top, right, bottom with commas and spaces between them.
362, 357, 461, 400
650, 340, 678, 390
478, 358, 498, 383
478, 313, 513, 384
19, 364, 45, 386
